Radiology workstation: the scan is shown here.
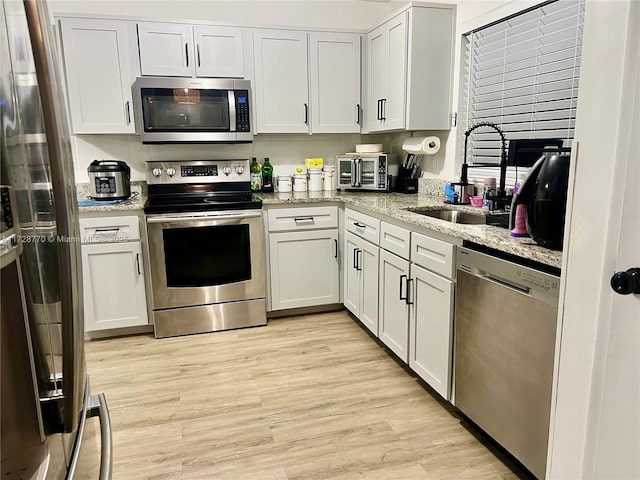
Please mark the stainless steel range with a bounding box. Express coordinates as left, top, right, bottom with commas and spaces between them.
144, 159, 266, 338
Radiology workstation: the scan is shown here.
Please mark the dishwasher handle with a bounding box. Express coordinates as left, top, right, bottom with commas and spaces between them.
482, 273, 530, 295
457, 247, 560, 303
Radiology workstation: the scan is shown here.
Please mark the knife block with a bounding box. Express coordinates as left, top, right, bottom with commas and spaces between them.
396, 177, 418, 194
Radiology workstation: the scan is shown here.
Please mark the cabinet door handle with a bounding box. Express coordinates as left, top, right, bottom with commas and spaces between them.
377, 99, 381, 120
381, 98, 386, 121
304, 103, 308, 125
334, 238, 338, 258
136, 253, 141, 275
356, 104, 361, 125
406, 277, 414, 305
399, 274, 407, 300
125, 101, 131, 124
356, 249, 362, 271
353, 247, 358, 270
197, 44, 201, 67
185, 43, 189, 67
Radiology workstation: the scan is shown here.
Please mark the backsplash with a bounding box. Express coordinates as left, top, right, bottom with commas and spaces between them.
419, 177, 448, 197
70, 133, 385, 183
76, 180, 147, 201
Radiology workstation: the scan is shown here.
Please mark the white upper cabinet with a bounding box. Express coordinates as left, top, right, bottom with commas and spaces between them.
253, 29, 309, 134
194, 26, 244, 78
59, 18, 138, 134
309, 32, 361, 133
368, 13, 407, 132
366, 5, 455, 132
138, 22, 193, 77
138, 23, 244, 78
367, 23, 387, 133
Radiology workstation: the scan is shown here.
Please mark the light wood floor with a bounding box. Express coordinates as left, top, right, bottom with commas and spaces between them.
85, 311, 530, 480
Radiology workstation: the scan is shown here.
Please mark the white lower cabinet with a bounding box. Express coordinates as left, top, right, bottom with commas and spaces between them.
80, 215, 148, 332
366, 220, 455, 401
269, 229, 339, 311
409, 263, 454, 400
378, 248, 410, 362
81, 241, 148, 332
344, 231, 379, 335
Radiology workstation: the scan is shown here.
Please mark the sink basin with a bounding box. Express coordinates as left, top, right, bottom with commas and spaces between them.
408, 208, 486, 225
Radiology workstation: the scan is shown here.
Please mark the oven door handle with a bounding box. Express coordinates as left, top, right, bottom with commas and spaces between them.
147, 212, 262, 225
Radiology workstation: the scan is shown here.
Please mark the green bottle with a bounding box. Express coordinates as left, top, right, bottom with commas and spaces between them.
250, 157, 262, 192
261, 157, 273, 192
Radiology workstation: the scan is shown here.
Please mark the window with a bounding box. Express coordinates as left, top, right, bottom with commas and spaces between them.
458, 0, 586, 184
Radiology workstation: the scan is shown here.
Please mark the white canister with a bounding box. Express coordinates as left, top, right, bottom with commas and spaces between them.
322, 165, 335, 191
308, 168, 323, 192
276, 175, 292, 193
293, 173, 307, 192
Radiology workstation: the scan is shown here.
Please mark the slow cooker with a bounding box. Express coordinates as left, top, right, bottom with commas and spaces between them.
88, 160, 131, 200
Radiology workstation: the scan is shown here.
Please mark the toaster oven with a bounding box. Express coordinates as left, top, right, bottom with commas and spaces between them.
336, 154, 389, 191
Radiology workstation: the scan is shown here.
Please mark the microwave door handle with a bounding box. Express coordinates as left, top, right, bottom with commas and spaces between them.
351, 158, 357, 187
228, 90, 236, 132
356, 158, 363, 187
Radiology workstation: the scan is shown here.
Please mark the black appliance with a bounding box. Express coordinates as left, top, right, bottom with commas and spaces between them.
88, 160, 131, 201
510, 152, 571, 249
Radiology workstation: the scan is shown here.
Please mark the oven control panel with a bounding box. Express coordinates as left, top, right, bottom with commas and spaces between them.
181, 165, 218, 177
146, 160, 250, 185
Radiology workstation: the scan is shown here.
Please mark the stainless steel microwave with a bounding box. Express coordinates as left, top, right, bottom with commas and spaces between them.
337, 154, 389, 191
133, 77, 252, 144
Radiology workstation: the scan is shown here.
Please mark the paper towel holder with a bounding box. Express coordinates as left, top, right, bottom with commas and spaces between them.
401, 135, 441, 155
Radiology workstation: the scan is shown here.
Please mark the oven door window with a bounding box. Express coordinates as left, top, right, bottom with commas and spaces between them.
360, 160, 376, 187
141, 88, 230, 132
162, 224, 250, 287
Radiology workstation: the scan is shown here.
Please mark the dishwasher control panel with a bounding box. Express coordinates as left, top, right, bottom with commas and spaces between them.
458, 247, 560, 301
518, 269, 559, 292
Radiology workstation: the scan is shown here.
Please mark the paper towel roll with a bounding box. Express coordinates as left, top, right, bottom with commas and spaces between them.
402, 136, 441, 155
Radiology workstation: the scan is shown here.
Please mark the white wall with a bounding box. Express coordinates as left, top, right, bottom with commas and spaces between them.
548, 1, 639, 477
381, 0, 510, 183
70, 133, 369, 182
51, 0, 508, 183
48, 0, 402, 30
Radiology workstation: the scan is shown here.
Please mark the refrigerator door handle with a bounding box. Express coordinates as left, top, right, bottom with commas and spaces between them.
66, 380, 112, 480
88, 393, 113, 480
24, 0, 86, 432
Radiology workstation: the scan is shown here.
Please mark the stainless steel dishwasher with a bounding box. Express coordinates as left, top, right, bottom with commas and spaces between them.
454, 246, 560, 480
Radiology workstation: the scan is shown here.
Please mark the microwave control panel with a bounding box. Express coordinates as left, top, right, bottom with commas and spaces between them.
378, 155, 387, 188
235, 90, 251, 132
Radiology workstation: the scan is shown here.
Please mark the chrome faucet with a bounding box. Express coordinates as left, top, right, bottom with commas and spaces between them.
461, 122, 510, 208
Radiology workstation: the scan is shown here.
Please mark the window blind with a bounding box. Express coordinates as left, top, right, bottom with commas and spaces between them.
458, 0, 586, 185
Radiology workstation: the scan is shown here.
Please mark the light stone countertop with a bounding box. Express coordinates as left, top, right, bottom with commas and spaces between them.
77, 182, 147, 213
75, 182, 562, 269
257, 190, 563, 270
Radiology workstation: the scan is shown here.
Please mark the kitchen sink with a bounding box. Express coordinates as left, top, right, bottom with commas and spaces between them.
408, 208, 486, 225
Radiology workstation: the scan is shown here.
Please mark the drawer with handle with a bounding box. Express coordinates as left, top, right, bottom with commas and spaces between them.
345, 208, 380, 245
411, 231, 455, 278
267, 206, 338, 232
380, 221, 410, 260
80, 215, 140, 243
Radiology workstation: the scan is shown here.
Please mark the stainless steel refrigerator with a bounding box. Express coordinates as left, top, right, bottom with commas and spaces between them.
1, 0, 112, 478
